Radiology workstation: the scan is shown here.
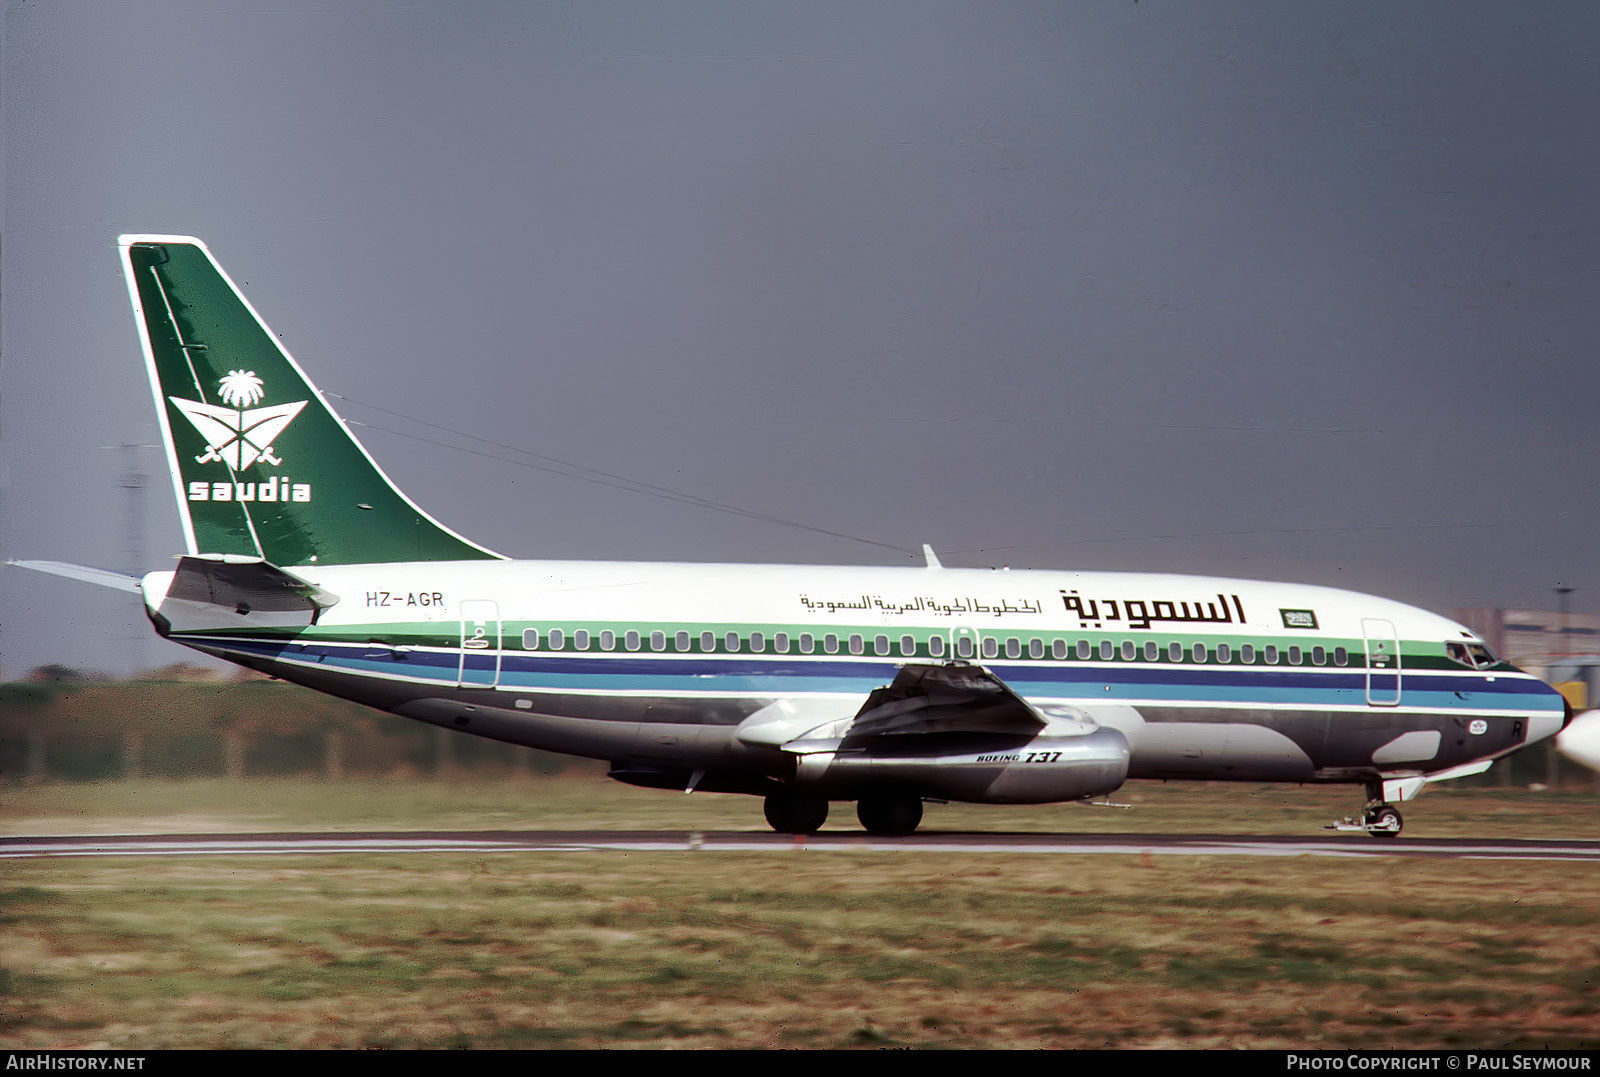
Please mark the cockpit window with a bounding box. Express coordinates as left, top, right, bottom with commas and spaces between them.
1446, 641, 1499, 669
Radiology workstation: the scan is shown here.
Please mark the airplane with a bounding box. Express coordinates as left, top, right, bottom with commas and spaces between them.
11, 234, 1575, 838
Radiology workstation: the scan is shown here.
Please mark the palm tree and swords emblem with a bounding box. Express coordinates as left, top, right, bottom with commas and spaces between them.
170, 370, 307, 471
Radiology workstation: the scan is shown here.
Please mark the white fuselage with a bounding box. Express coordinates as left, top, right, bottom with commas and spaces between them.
145, 559, 1569, 791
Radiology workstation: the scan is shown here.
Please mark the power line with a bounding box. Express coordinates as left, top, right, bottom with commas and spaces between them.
326, 391, 917, 558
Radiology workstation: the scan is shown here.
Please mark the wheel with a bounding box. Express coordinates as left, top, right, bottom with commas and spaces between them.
763, 790, 829, 834
1365, 804, 1403, 838
856, 794, 924, 836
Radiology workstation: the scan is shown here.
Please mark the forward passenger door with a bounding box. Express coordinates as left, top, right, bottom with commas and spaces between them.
1362, 618, 1401, 706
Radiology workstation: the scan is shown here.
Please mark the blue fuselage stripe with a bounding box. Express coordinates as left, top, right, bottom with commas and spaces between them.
195, 636, 1566, 714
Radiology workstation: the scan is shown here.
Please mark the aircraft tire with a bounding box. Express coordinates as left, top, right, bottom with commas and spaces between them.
857, 794, 923, 836
764, 791, 829, 834
1366, 804, 1403, 838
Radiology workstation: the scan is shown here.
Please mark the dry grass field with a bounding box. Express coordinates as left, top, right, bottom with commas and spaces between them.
2, 778, 1597, 1049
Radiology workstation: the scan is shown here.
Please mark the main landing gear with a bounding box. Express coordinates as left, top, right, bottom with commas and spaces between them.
762, 790, 926, 836
855, 793, 923, 837
1325, 783, 1404, 838
763, 790, 829, 834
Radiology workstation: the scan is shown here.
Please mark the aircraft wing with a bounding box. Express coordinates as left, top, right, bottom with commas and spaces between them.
845, 662, 1045, 737
737, 662, 1049, 753
734, 662, 1127, 805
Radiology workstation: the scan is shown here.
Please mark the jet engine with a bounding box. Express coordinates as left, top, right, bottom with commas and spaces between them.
737, 663, 1132, 805
792, 718, 1130, 804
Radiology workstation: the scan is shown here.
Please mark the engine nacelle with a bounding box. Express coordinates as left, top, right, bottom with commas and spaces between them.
793, 722, 1130, 804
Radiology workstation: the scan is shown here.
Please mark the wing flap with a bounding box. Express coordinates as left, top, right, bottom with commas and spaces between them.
846, 663, 1047, 739
740, 663, 1051, 756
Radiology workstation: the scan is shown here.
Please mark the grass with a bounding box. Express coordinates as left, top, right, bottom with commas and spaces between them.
0, 778, 1597, 1049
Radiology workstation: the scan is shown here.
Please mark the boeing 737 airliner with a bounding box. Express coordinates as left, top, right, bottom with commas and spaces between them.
12, 236, 1576, 836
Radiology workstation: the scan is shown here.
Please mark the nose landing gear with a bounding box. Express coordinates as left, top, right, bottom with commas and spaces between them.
1362, 803, 1403, 837
1325, 782, 1404, 838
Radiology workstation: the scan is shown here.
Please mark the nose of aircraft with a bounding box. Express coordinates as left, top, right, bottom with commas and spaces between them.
1555, 709, 1600, 772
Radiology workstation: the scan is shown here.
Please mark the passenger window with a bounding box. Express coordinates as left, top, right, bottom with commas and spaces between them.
1143, 641, 1158, 661
1120, 640, 1136, 661
1077, 640, 1092, 660
750, 631, 765, 652
1005, 637, 1021, 659
1216, 642, 1230, 663
675, 631, 690, 651
574, 629, 590, 650
774, 632, 790, 653
901, 635, 917, 656
824, 633, 839, 654
701, 631, 716, 652
849, 634, 864, 655
929, 636, 946, 658
1312, 645, 1326, 666
1168, 642, 1183, 661
956, 636, 975, 659
522, 628, 538, 649
726, 631, 741, 652
982, 638, 999, 659
1334, 646, 1347, 666
625, 630, 641, 652
1191, 643, 1207, 663
1288, 646, 1303, 664
650, 630, 664, 651
600, 630, 616, 651
1240, 643, 1254, 664
799, 633, 814, 654
549, 628, 565, 650
1030, 638, 1045, 659
1264, 644, 1278, 664
1099, 640, 1113, 660
1052, 639, 1068, 660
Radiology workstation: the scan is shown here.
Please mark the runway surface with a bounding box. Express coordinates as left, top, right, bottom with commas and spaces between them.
5, 830, 1600, 861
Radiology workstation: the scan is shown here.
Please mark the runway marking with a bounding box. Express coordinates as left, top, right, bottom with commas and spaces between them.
5, 832, 1600, 861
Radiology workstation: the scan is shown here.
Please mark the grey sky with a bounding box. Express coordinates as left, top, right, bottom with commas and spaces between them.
4, 2, 1599, 677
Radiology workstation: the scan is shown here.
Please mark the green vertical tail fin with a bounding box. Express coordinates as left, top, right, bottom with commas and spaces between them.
120, 234, 502, 566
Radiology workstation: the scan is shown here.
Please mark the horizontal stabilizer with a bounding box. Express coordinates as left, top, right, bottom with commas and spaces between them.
163, 555, 339, 615
9, 560, 142, 594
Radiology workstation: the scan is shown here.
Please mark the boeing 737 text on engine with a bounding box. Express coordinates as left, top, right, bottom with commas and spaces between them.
12, 235, 1576, 837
